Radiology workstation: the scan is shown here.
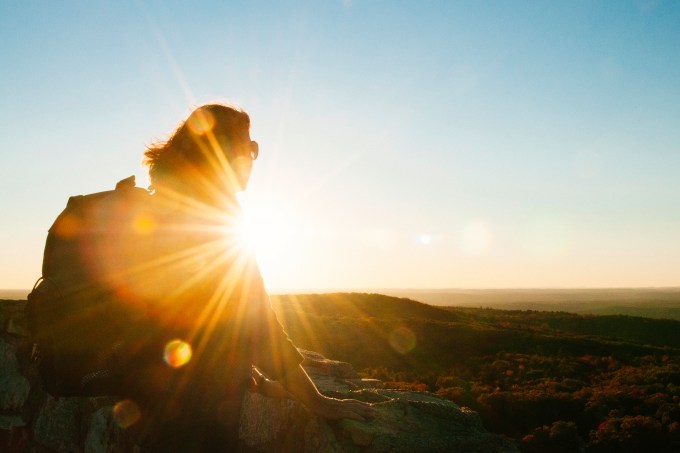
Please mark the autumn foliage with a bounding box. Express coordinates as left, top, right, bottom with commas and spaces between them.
271, 293, 680, 452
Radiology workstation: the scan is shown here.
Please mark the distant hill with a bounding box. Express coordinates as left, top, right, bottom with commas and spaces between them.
272, 292, 462, 321
271, 293, 680, 373
0, 289, 30, 300
376, 288, 680, 320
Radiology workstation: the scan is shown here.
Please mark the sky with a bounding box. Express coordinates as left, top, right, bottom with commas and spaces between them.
1, 0, 679, 291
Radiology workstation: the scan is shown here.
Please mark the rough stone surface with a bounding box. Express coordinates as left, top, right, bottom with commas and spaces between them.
32, 397, 81, 451
0, 339, 30, 410
1, 299, 517, 452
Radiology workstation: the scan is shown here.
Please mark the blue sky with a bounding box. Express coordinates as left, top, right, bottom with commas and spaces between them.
1, 1, 679, 290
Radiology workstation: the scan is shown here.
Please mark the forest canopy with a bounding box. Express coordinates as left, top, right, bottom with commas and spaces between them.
271, 293, 680, 452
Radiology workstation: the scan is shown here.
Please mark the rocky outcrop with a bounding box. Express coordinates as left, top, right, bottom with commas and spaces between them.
1, 299, 517, 452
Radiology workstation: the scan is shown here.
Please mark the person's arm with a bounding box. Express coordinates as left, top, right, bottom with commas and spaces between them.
242, 262, 373, 421
278, 364, 375, 421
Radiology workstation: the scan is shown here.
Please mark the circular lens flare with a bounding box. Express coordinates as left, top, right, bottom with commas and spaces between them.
389, 327, 416, 354
187, 110, 215, 135
113, 400, 141, 428
164, 339, 193, 368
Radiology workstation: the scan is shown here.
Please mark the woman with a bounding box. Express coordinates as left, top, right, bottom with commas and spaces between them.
127, 103, 373, 451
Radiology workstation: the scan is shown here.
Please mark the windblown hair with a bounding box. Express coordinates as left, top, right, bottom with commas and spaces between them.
143, 104, 250, 191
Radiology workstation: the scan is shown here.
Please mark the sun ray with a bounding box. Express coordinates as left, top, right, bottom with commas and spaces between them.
276, 293, 398, 361
189, 252, 250, 350
280, 294, 325, 353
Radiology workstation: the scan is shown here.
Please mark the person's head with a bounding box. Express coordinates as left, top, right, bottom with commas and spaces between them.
143, 103, 259, 202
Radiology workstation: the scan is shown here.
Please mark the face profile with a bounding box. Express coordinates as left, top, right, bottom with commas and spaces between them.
228, 139, 259, 191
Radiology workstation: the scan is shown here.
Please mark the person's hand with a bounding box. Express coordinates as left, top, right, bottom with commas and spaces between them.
310, 396, 376, 422
278, 365, 375, 421
249, 373, 292, 400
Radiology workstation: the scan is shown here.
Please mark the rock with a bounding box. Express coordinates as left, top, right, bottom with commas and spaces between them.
239, 355, 518, 453
343, 420, 373, 446
239, 392, 298, 450
354, 378, 381, 388
1, 299, 517, 452
239, 386, 518, 452
84, 405, 129, 453
335, 391, 516, 453
0, 414, 25, 430
300, 349, 379, 395
300, 349, 360, 379
0, 300, 28, 335
32, 397, 81, 451
0, 339, 31, 410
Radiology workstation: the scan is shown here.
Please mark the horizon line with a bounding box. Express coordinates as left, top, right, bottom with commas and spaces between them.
268, 286, 680, 294
2, 286, 680, 291
2, 286, 680, 298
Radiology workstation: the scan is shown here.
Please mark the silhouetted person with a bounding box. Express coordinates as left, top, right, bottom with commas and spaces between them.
111, 104, 373, 451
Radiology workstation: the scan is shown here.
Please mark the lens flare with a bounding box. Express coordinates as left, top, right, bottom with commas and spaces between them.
113, 400, 141, 428
164, 339, 193, 368
187, 110, 215, 135
389, 327, 416, 354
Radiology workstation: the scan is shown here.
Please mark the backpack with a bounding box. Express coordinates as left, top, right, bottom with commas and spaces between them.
27, 176, 154, 397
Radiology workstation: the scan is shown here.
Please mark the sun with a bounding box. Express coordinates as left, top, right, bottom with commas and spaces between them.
234, 194, 300, 281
